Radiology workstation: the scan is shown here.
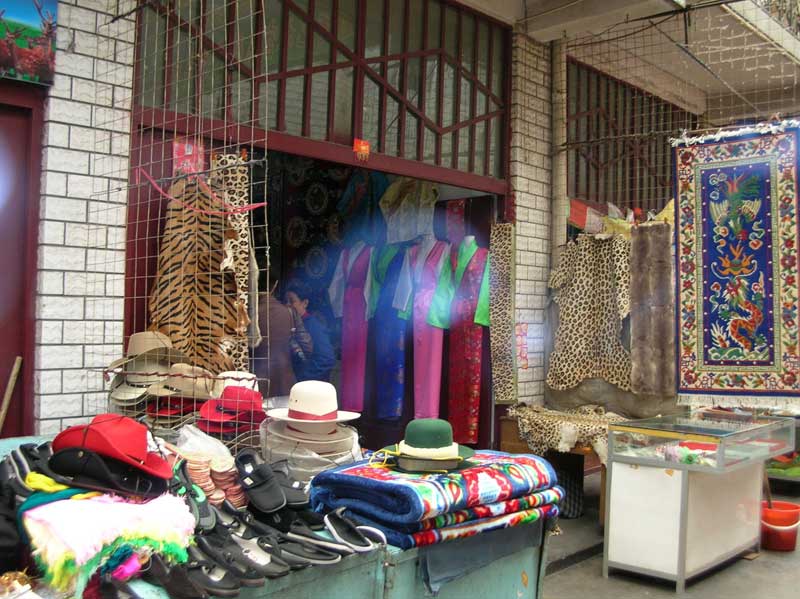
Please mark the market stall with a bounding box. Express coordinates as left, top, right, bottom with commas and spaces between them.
0, 383, 562, 599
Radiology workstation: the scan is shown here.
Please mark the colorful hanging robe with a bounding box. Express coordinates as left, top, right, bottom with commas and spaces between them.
329, 242, 373, 412
394, 238, 451, 418
429, 237, 490, 444
370, 245, 410, 420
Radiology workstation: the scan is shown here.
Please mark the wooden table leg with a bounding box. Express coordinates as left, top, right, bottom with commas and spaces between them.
599, 464, 607, 527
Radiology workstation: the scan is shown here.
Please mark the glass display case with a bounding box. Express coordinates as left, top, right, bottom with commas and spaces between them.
608, 411, 795, 472
605, 410, 796, 592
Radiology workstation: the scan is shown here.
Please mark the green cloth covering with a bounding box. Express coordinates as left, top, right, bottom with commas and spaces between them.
474, 258, 491, 327
427, 238, 491, 329
368, 244, 402, 319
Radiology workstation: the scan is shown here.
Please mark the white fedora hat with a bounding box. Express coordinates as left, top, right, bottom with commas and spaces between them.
266, 420, 355, 454
266, 381, 359, 430
109, 331, 188, 370
217, 371, 259, 391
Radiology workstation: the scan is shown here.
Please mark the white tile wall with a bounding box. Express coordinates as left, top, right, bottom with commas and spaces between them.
510, 31, 553, 405
35, 1, 134, 433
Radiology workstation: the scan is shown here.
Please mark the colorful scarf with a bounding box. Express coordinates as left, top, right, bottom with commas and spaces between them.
310, 450, 558, 525
22, 494, 194, 596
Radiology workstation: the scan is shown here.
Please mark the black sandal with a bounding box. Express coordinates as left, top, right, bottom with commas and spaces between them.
185, 546, 241, 598
235, 449, 286, 513
196, 526, 277, 584
218, 502, 341, 568
142, 553, 209, 599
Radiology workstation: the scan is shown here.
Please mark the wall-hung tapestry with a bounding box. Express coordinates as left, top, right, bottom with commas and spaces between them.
675, 122, 799, 408
0, 0, 56, 85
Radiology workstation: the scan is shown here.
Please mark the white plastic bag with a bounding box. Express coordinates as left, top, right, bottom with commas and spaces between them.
177, 424, 235, 468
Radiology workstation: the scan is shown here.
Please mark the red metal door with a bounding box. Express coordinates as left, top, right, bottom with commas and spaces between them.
0, 93, 39, 437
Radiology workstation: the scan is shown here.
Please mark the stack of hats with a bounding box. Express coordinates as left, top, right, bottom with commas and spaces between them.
46, 414, 174, 497
197, 373, 266, 438
108, 332, 187, 415
265, 381, 361, 468
145, 363, 222, 431
181, 452, 247, 508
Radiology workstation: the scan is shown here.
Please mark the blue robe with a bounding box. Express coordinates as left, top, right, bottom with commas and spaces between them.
371, 245, 408, 420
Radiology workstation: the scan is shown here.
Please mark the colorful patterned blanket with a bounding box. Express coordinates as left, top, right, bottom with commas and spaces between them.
675, 124, 800, 408
310, 450, 558, 525
347, 486, 564, 534
349, 503, 560, 549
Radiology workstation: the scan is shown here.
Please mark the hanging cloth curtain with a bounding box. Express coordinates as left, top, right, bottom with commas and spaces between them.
148, 178, 237, 374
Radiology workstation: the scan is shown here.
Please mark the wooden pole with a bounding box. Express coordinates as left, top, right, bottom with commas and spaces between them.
0, 356, 22, 433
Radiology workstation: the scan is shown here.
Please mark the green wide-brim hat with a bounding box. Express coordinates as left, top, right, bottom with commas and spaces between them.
381, 418, 475, 462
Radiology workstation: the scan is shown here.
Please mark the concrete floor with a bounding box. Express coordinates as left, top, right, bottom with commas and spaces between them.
543, 479, 800, 599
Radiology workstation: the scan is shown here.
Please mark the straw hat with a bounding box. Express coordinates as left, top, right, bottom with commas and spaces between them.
266, 381, 359, 435
265, 420, 355, 455
109, 331, 188, 370
146, 363, 222, 400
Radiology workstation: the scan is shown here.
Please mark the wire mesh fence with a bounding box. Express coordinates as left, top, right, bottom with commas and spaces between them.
559, 0, 800, 214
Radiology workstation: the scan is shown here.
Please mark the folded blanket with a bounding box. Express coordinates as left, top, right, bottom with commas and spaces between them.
410, 486, 563, 533
310, 450, 557, 525
349, 504, 560, 549
23, 494, 194, 596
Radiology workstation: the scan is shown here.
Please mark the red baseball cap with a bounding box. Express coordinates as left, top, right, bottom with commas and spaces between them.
52, 413, 172, 479
199, 386, 264, 423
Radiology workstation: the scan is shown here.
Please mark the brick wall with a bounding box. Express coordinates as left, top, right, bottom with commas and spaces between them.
509, 31, 553, 405
35, 0, 135, 433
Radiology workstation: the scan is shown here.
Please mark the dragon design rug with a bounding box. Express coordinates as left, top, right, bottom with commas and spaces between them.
675, 124, 800, 407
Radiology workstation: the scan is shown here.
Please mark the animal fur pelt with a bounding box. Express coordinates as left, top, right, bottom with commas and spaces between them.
630, 222, 675, 395
148, 178, 237, 374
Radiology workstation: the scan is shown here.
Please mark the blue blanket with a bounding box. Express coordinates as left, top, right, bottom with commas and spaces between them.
310, 450, 558, 525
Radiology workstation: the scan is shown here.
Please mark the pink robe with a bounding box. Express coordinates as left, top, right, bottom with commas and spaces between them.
329, 244, 372, 412
400, 240, 450, 418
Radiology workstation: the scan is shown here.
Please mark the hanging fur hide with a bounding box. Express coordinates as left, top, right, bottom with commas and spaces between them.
148, 178, 237, 374
630, 222, 675, 396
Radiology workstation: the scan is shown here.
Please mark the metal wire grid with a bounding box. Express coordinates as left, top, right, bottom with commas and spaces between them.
86, 0, 270, 450
561, 1, 800, 213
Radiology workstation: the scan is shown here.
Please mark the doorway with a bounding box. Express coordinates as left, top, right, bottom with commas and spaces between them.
0, 81, 43, 437
259, 150, 500, 449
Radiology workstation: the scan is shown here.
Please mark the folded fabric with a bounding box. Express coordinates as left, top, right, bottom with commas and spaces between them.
310, 450, 557, 525
22, 493, 194, 595
347, 504, 560, 549
345, 486, 563, 535
409, 486, 563, 533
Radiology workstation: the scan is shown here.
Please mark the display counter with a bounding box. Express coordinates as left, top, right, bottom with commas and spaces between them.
603, 411, 794, 593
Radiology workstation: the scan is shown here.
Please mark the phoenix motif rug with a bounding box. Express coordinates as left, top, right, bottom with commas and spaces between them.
675, 124, 800, 407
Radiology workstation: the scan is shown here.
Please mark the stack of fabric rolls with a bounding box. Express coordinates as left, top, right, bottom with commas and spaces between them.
310, 419, 564, 549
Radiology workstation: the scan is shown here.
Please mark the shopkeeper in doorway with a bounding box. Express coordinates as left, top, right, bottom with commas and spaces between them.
286, 281, 335, 382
